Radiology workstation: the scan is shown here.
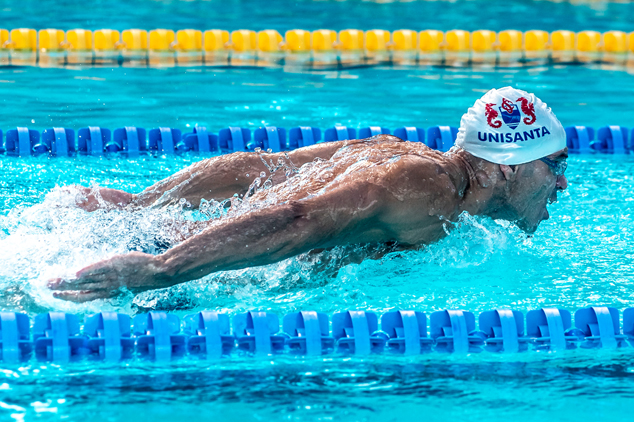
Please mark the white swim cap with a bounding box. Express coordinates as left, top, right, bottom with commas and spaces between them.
454, 87, 566, 165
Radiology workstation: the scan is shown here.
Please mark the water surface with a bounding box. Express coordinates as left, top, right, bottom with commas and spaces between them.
1, 0, 634, 420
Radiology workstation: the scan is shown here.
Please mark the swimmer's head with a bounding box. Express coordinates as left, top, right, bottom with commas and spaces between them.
455, 86, 566, 164
494, 147, 568, 233
454, 87, 568, 233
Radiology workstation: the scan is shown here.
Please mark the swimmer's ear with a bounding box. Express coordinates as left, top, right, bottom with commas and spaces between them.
475, 170, 491, 188
499, 164, 518, 182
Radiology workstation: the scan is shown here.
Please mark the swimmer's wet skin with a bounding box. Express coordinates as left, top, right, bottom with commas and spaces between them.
49, 87, 569, 302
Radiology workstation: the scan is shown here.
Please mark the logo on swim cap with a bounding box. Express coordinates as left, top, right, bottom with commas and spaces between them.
517, 98, 537, 126
486, 97, 536, 130
455, 87, 566, 165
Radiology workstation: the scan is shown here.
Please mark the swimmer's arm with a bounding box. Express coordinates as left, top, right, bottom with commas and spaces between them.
73, 142, 345, 212
49, 178, 389, 302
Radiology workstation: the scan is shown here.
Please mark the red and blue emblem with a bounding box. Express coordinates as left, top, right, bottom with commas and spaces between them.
499, 98, 521, 130
485, 97, 537, 130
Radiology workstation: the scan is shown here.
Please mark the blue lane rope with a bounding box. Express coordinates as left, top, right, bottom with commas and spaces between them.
0, 124, 631, 157
1, 306, 634, 363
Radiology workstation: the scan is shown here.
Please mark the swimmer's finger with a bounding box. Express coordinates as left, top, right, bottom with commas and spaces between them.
48, 277, 91, 290
47, 278, 85, 290
53, 290, 109, 303
47, 278, 64, 289
47, 275, 111, 291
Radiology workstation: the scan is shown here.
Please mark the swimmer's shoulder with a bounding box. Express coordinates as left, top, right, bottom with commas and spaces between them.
364, 134, 440, 155
378, 144, 458, 193
346, 134, 406, 145
342, 134, 437, 152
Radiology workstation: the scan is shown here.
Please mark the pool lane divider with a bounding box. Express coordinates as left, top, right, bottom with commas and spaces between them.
1, 307, 633, 363
0, 124, 630, 157
1, 28, 633, 69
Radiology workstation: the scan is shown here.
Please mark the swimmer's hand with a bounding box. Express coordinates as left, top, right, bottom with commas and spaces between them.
48, 252, 168, 302
66, 185, 134, 212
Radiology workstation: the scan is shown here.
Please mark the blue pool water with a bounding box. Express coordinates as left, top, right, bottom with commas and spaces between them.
1, 64, 633, 135
2, 1, 634, 421
4, 0, 634, 32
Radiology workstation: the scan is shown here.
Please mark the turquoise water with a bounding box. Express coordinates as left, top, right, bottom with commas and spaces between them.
4, 0, 634, 32
1, 65, 633, 133
2, 1, 634, 421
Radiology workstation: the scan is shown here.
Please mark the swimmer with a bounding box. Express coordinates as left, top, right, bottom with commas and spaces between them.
49, 87, 568, 302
